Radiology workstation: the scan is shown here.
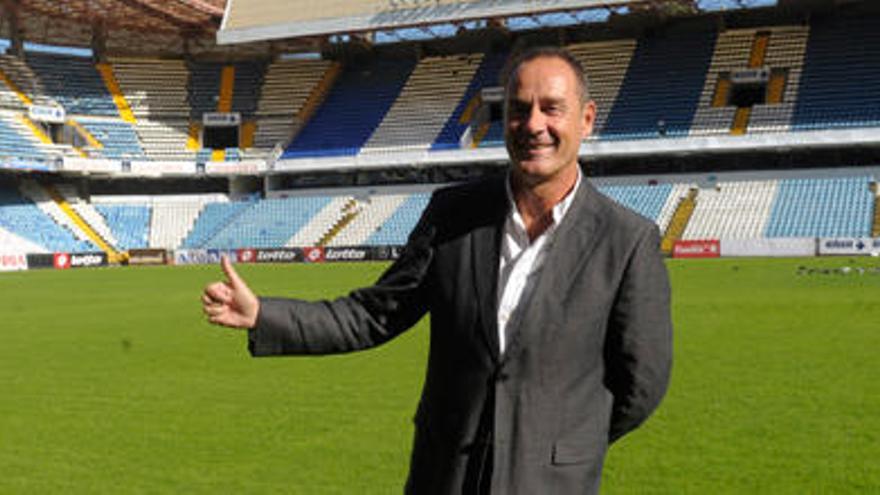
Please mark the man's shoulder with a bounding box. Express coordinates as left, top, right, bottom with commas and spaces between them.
431, 175, 506, 204
426, 175, 507, 216
413, 175, 508, 240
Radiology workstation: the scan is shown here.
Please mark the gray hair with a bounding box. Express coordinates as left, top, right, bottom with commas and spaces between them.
502, 45, 592, 103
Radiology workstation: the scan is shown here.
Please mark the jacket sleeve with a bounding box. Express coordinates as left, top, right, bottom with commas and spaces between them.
247, 200, 437, 357
605, 224, 673, 443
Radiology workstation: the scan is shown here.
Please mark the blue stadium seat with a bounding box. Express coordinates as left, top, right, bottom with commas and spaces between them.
792, 17, 880, 131
187, 61, 223, 118
597, 183, 673, 222
601, 28, 717, 139
365, 193, 431, 245
77, 119, 145, 160
27, 52, 118, 117
0, 186, 94, 252
282, 58, 417, 158
95, 204, 150, 250
0, 116, 48, 161
764, 176, 873, 238
231, 61, 267, 118
181, 199, 257, 248
203, 196, 332, 248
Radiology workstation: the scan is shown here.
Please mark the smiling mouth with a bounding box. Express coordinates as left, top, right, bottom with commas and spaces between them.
522, 143, 553, 155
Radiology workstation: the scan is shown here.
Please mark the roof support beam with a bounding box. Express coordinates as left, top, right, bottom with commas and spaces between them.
1, 0, 24, 56
115, 0, 208, 32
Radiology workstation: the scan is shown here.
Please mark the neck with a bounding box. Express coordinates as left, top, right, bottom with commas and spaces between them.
511, 164, 579, 241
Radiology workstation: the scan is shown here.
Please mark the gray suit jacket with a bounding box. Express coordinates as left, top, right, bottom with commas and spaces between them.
250, 174, 673, 495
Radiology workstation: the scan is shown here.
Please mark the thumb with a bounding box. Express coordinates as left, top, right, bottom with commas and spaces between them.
221, 255, 245, 289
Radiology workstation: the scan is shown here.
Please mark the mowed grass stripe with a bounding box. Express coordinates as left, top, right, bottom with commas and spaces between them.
0, 259, 878, 493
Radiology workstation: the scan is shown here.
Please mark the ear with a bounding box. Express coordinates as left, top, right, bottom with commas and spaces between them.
581, 100, 597, 139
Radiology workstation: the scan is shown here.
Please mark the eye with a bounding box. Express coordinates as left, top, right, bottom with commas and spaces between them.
543, 104, 563, 115
509, 102, 529, 117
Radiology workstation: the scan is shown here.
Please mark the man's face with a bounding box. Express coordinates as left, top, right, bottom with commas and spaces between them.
504, 56, 596, 186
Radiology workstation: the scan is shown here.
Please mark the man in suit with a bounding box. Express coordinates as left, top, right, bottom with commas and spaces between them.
202, 46, 672, 494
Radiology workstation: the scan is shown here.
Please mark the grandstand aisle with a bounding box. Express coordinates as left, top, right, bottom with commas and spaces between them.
747, 26, 809, 133
328, 193, 411, 246
285, 195, 354, 247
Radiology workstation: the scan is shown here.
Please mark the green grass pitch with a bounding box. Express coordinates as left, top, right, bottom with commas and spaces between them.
1, 257, 878, 493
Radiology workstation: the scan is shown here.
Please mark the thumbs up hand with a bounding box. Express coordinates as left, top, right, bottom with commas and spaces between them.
202, 256, 260, 329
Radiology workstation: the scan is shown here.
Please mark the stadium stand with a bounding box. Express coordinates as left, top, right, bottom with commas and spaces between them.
361, 54, 483, 153
12, 172, 857, 253
75, 118, 145, 160
251, 59, 334, 154
0, 54, 56, 107
92, 200, 151, 250
682, 180, 778, 239
0, 62, 30, 112
0, 224, 46, 254
131, 119, 193, 161
53, 183, 120, 249
689, 28, 756, 136
764, 176, 874, 238
328, 193, 411, 246
202, 195, 332, 248
569, 39, 637, 137
26, 52, 118, 117
284, 195, 355, 247
602, 28, 717, 139
0, 112, 50, 161
149, 194, 226, 249
431, 51, 508, 150
595, 182, 673, 224
109, 57, 194, 160
746, 26, 809, 133
0, 3, 878, 260
792, 16, 880, 130
364, 192, 431, 246
282, 57, 417, 158
187, 61, 223, 118
181, 197, 257, 248
230, 61, 267, 118
0, 182, 93, 252
656, 183, 696, 234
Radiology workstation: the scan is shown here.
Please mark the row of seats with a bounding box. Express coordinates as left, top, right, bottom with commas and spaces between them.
282, 58, 418, 158
683, 180, 778, 239
1, 175, 876, 254
0, 15, 878, 163
792, 17, 880, 130
0, 183, 94, 252
361, 54, 483, 153
26, 52, 117, 117
765, 176, 874, 237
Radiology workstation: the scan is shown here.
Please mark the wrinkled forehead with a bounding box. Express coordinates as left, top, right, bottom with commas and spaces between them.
506, 57, 581, 102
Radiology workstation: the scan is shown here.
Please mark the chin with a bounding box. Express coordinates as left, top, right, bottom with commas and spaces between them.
514, 161, 557, 182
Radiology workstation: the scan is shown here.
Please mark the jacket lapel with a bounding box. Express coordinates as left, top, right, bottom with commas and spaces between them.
471, 178, 508, 362
501, 178, 606, 364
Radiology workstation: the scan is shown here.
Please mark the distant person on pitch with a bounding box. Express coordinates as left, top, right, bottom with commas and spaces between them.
203, 46, 672, 495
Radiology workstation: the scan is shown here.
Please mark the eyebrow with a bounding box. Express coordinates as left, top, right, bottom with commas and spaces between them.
508, 96, 567, 108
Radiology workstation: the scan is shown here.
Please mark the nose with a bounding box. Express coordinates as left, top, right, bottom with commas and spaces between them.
524, 102, 546, 135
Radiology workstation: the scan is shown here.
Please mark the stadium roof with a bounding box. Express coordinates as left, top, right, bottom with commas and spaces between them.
217, 0, 638, 45
6, 0, 225, 36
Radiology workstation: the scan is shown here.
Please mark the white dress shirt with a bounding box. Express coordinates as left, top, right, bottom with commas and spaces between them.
496, 169, 582, 354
